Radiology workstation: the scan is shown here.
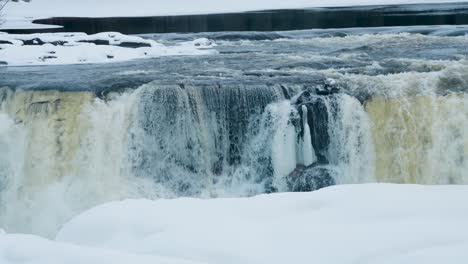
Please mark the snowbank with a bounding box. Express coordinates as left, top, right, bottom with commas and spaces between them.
5, 184, 467, 264
54, 184, 468, 264
0, 234, 204, 264
0, 32, 216, 66
1, 0, 466, 30
1, 184, 467, 264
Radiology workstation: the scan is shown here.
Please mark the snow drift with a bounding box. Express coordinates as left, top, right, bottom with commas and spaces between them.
1, 184, 468, 264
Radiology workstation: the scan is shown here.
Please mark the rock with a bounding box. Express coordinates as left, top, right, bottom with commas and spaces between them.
287, 165, 336, 192
0, 87, 12, 102
0, 40, 13, 45
118, 42, 151, 48
293, 90, 314, 105
39, 56, 58, 62
297, 96, 330, 164
22, 38, 45, 45
316, 78, 341, 95
78, 39, 110, 45
49, 40, 69, 46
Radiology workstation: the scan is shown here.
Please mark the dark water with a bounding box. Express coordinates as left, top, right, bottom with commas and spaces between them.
4, 3, 468, 34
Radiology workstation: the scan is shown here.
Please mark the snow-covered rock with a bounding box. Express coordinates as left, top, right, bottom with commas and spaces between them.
0, 32, 217, 66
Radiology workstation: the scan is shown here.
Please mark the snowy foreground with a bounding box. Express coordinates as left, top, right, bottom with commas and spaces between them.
1, 184, 468, 264
1, 0, 466, 30
0, 32, 216, 66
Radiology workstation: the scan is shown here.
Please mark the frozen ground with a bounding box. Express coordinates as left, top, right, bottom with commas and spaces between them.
1, 184, 468, 264
0, 32, 216, 66
1, 0, 467, 30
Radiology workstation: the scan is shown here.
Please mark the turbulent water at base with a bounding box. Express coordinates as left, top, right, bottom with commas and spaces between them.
1, 28, 468, 237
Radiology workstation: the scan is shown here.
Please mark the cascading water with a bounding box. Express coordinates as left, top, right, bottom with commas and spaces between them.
327, 94, 375, 184
128, 83, 289, 196
366, 94, 468, 184
336, 62, 468, 184
4, 29, 468, 244
0, 89, 95, 236
0, 56, 467, 237
0, 84, 303, 236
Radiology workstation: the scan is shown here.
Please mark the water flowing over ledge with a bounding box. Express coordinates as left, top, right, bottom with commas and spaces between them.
1, 66, 467, 235
0, 29, 467, 237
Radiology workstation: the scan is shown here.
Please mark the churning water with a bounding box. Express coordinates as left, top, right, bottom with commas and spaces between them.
1, 27, 467, 236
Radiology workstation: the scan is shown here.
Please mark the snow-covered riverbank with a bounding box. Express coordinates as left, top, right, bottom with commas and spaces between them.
0, 32, 216, 66
1, 184, 468, 264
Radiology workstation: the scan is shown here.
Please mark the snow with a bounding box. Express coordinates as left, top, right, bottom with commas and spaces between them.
0, 32, 216, 66
1, 0, 467, 30
2, 184, 468, 264
0, 234, 204, 264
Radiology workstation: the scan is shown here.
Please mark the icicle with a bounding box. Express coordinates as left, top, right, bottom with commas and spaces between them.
301, 105, 317, 166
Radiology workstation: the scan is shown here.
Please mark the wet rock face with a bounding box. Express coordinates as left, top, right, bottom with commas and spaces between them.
294, 80, 340, 104
300, 97, 330, 164
294, 90, 334, 165
292, 80, 342, 165
287, 165, 336, 192
0, 87, 10, 103
316, 79, 341, 95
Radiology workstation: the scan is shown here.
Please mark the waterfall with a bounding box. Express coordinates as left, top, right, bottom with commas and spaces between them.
266, 101, 298, 192
129, 83, 288, 196
327, 94, 375, 184
0, 88, 144, 236
0, 89, 95, 236
0, 76, 467, 236
366, 94, 468, 184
